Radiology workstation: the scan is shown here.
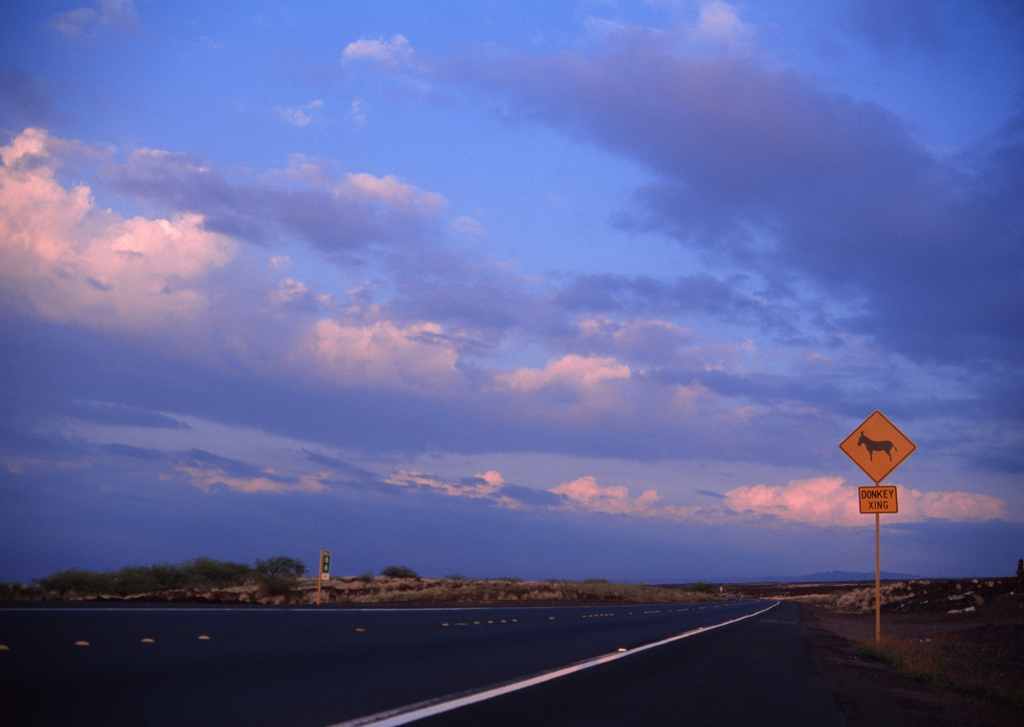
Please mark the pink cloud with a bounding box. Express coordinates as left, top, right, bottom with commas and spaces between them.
495, 354, 630, 391
550, 476, 661, 516
303, 318, 464, 392
343, 172, 446, 213
725, 477, 1006, 526
385, 470, 524, 507
0, 129, 237, 333
180, 466, 330, 494
725, 477, 858, 526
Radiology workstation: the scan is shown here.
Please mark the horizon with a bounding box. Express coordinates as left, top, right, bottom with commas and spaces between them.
1, 1, 1022, 584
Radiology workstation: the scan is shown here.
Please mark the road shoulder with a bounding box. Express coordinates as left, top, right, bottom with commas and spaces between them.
799, 604, 1021, 727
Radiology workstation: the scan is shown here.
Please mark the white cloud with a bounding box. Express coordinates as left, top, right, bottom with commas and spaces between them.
0, 128, 237, 333
275, 99, 325, 127
690, 1, 754, 48
49, 0, 140, 39
343, 34, 413, 64
348, 99, 369, 127
452, 215, 486, 237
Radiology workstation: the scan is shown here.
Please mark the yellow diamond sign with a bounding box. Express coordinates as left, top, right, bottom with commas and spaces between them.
839, 410, 916, 484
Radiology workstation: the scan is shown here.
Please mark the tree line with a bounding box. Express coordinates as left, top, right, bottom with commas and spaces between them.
34, 556, 307, 597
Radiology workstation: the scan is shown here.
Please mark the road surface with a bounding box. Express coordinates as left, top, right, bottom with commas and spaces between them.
1, 599, 841, 726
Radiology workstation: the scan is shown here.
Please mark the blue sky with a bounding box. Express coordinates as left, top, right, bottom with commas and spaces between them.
1, 1, 1021, 584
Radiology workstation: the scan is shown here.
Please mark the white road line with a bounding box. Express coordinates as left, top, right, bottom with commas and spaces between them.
324, 601, 779, 727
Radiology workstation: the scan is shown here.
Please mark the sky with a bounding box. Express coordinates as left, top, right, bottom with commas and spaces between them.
1, 0, 1022, 584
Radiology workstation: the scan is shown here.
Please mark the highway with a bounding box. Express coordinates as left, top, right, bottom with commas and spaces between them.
0, 599, 842, 726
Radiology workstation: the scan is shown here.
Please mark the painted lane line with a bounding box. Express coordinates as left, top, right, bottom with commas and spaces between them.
325, 601, 780, 727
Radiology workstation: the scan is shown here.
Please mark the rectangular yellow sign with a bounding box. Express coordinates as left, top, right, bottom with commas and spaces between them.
859, 486, 898, 514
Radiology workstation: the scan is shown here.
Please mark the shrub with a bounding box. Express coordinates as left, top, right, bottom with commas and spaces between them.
690, 581, 716, 593
181, 557, 252, 588
38, 568, 114, 597
380, 565, 420, 579
254, 556, 307, 598
0, 582, 36, 600
356, 571, 375, 582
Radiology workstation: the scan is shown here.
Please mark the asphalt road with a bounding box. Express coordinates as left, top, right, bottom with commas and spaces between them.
0, 599, 841, 726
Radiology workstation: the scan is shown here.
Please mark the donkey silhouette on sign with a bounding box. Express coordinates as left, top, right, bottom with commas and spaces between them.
857, 432, 896, 461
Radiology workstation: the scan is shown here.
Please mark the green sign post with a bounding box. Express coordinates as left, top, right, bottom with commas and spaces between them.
316, 550, 331, 605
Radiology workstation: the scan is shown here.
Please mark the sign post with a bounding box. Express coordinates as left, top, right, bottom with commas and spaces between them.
316, 550, 331, 606
839, 411, 915, 642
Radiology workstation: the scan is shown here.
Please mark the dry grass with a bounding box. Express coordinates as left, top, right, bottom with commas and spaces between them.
787, 581, 918, 612
304, 577, 721, 606
856, 630, 1024, 709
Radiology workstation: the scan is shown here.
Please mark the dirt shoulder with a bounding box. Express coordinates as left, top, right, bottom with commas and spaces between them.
799, 601, 1023, 727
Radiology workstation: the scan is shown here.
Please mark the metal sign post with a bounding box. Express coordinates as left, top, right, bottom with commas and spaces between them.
316, 550, 331, 606
840, 412, 915, 642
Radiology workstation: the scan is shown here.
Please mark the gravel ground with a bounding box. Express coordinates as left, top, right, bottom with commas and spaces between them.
799, 596, 1023, 727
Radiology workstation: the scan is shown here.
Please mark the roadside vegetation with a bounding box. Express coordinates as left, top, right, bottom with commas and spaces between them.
2, 559, 723, 606
32, 557, 255, 597
856, 634, 1024, 709
312, 576, 721, 606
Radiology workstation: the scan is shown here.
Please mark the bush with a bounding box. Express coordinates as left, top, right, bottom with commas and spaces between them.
0, 582, 36, 600
181, 557, 252, 588
380, 565, 420, 579
689, 581, 716, 593
38, 568, 114, 596
254, 556, 307, 598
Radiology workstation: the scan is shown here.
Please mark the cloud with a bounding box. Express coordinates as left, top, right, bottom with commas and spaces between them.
348, 99, 369, 127
843, 0, 945, 54
275, 99, 325, 127
570, 316, 695, 367
179, 466, 330, 494
345, 172, 446, 212
689, 2, 755, 52
302, 318, 464, 392
49, 0, 141, 40
724, 477, 1005, 526
385, 469, 523, 507
550, 475, 662, 516
452, 215, 486, 237
59, 401, 191, 429
104, 144, 446, 250
439, 29, 1023, 376
343, 35, 414, 65
0, 129, 237, 334
495, 354, 631, 392
1, 128, 1016, 474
